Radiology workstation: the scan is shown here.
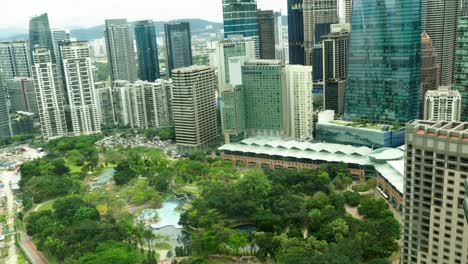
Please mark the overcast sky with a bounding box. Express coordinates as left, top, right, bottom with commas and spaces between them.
1, 0, 287, 29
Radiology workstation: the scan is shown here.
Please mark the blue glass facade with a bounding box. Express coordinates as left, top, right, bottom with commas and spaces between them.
164, 23, 193, 78
135, 20, 160, 82
29, 13, 55, 62
344, 0, 421, 123
222, 0, 259, 38
288, 0, 305, 65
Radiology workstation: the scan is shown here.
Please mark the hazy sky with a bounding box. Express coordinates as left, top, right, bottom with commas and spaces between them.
1, 0, 287, 29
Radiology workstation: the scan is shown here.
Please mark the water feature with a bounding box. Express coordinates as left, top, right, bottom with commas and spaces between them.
150, 200, 181, 229
150, 200, 190, 257
90, 168, 115, 190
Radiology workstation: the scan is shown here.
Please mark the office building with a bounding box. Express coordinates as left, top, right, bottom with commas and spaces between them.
324, 79, 346, 116
221, 86, 246, 143
164, 22, 193, 78
288, 0, 305, 65
401, 120, 468, 264
135, 20, 160, 82
215, 37, 256, 90
322, 24, 349, 82
454, 16, 468, 121
94, 82, 116, 128
345, 0, 352, 24
312, 45, 323, 82
423, 87, 461, 121
6, 78, 38, 115
274, 11, 283, 46
61, 41, 101, 135
0, 73, 12, 140
216, 38, 255, 143
29, 13, 55, 61
421, 32, 440, 118
422, 0, 462, 86
31, 48, 67, 140
222, 0, 259, 54
344, 0, 421, 123
51, 29, 71, 66
285, 65, 313, 141
172, 66, 218, 153
322, 24, 349, 115
0, 42, 31, 80
303, 0, 339, 65
104, 19, 138, 82
242, 60, 286, 137
257, 10, 275, 59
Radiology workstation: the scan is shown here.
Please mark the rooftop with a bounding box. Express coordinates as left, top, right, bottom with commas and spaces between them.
328, 120, 400, 132
220, 137, 405, 193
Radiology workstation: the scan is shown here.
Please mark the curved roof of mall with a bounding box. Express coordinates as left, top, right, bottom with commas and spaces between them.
219, 137, 405, 194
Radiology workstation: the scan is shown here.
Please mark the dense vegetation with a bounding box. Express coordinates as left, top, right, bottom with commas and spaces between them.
20, 135, 401, 263
180, 167, 401, 263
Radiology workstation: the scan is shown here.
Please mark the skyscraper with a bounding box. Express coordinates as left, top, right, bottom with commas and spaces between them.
61, 41, 101, 136
0, 41, 32, 79
31, 47, 67, 140
345, 0, 353, 24
257, 10, 276, 59
172, 66, 218, 153
135, 20, 160, 82
322, 24, 349, 82
94, 82, 116, 128
51, 29, 71, 67
422, 0, 462, 86
242, 60, 286, 137
164, 22, 193, 78
285, 65, 313, 141
7, 78, 38, 115
421, 32, 440, 118
401, 120, 468, 264
110, 80, 172, 129
454, 16, 468, 121
222, 0, 259, 54
344, 0, 421, 123
215, 37, 256, 90
322, 24, 349, 115
104, 19, 138, 82
0, 72, 12, 140
216, 38, 255, 143
274, 11, 283, 46
288, 0, 305, 65
423, 87, 461, 121
303, 0, 339, 66
29, 13, 55, 61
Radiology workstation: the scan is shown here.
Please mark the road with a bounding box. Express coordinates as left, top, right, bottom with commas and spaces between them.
0, 145, 47, 264
1, 170, 18, 264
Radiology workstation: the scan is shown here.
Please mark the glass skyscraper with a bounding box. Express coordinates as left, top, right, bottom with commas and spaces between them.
164, 22, 193, 78
222, 0, 259, 55
135, 20, 160, 82
454, 16, 468, 121
344, 0, 421, 123
29, 13, 55, 62
287, 0, 305, 65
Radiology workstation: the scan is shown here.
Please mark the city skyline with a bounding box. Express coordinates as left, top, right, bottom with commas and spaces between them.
1, 0, 288, 29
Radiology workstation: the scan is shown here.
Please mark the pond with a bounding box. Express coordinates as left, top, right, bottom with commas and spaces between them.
90, 168, 115, 190
150, 200, 190, 257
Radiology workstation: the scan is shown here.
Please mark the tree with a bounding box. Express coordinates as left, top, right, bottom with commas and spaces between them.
227, 230, 248, 255
78, 241, 142, 264
114, 161, 137, 185
358, 198, 393, 219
